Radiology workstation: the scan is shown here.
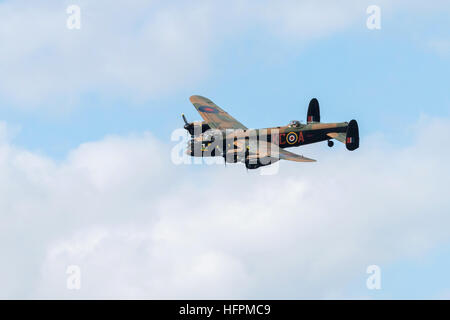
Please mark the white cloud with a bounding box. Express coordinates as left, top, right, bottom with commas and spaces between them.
0, 0, 217, 107
0, 116, 449, 298
0, 0, 431, 108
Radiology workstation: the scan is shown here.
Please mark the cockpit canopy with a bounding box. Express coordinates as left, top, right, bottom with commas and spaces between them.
288, 120, 301, 128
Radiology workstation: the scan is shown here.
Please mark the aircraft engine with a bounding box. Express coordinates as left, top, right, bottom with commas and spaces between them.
244, 157, 278, 169
182, 114, 210, 136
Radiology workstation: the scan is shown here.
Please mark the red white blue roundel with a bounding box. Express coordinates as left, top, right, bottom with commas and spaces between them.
286, 132, 298, 144
198, 105, 219, 113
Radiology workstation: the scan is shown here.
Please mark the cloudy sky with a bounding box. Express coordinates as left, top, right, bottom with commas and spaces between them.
1, 0, 450, 299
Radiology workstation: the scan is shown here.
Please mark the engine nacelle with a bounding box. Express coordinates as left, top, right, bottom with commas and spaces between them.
245, 158, 277, 169
184, 121, 211, 136
245, 162, 262, 169
224, 149, 241, 163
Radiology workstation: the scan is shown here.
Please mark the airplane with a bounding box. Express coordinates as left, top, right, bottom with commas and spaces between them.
182, 95, 359, 169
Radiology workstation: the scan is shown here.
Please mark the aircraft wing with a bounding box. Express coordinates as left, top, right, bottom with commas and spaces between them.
278, 148, 316, 162
237, 140, 316, 162
327, 132, 346, 144
189, 95, 248, 130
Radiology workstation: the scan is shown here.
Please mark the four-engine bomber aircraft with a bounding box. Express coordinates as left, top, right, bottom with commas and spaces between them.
182, 95, 359, 169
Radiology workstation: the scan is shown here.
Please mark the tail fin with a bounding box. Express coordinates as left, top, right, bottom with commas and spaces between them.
346, 119, 359, 151
307, 98, 320, 123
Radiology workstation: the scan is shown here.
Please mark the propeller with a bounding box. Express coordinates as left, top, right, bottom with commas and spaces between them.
182, 113, 188, 125
222, 151, 227, 167
182, 113, 194, 136
244, 146, 250, 172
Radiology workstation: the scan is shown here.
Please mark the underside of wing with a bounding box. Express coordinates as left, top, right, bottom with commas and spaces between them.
278, 147, 316, 162
238, 140, 316, 162
189, 95, 247, 130
327, 132, 346, 144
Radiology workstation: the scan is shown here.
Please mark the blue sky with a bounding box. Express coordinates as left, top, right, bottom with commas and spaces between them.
1, 2, 449, 147
0, 0, 449, 298
2, 1, 449, 158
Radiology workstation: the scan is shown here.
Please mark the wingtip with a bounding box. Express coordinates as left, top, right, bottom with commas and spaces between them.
302, 156, 317, 162
189, 95, 205, 102
189, 95, 213, 104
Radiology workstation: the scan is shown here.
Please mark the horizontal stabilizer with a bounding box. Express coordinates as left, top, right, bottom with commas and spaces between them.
327, 120, 359, 151
327, 132, 346, 144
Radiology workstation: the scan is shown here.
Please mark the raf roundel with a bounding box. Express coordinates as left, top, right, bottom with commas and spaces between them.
286, 132, 298, 145
198, 105, 219, 114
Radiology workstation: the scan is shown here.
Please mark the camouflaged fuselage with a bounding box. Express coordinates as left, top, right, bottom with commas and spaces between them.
188, 121, 348, 156
227, 122, 348, 148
